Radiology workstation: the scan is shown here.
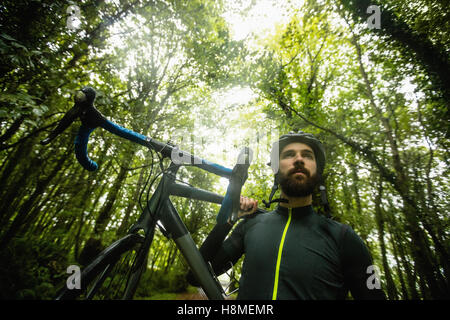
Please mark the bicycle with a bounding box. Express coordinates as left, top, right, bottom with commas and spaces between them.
40, 86, 264, 300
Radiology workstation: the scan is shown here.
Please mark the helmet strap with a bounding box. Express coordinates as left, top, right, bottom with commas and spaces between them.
319, 185, 331, 218
263, 175, 289, 208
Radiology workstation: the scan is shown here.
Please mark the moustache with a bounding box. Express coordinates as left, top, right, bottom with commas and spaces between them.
288, 166, 310, 177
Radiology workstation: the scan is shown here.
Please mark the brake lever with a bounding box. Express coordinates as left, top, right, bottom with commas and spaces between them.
40, 104, 81, 145
40, 87, 97, 145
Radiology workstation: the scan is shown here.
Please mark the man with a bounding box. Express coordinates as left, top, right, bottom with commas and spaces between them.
188, 132, 386, 300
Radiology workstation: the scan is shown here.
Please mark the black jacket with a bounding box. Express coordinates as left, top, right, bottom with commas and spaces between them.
189, 205, 386, 300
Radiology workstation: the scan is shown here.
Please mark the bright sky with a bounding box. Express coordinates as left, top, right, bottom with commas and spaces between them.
222, 0, 295, 42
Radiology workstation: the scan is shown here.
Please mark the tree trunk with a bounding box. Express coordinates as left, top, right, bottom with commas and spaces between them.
385, 201, 420, 299
78, 152, 133, 264
390, 230, 409, 299
116, 166, 146, 237
0, 144, 70, 249
93, 163, 129, 235
0, 137, 36, 210
373, 177, 398, 299
0, 115, 25, 145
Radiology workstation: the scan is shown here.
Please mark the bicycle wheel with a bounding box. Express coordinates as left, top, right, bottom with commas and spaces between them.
56, 233, 146, 300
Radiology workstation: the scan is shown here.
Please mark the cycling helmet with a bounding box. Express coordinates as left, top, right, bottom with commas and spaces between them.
269, 131, 326, 176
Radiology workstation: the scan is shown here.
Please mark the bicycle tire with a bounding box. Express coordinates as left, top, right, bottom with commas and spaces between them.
56, 233, 146, 300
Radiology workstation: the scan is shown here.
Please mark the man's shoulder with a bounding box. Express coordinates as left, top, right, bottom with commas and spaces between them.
319, 216, 369, 251
316, 213, 342, 229
238, 209, 278, 229
316, 214, 353, 245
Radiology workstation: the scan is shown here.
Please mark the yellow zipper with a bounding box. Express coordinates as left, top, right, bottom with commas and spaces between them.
272, 208, 292, 300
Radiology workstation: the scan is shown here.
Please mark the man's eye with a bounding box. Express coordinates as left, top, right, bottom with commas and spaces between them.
282, 152, 295, 158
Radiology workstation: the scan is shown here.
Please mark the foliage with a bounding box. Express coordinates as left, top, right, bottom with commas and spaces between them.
0, 235, 67, 299
0, 0, 448, 300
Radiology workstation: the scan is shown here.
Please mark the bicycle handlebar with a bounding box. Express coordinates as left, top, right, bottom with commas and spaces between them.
40, 86, 254, 223
41, 87, 233, 176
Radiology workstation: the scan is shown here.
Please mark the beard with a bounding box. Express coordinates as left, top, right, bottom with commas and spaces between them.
278, 165, 321, 198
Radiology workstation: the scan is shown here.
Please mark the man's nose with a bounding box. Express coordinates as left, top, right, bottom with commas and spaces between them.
293, 153, 305, 165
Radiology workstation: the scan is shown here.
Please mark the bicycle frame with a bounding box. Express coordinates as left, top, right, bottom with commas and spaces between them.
124, 161, 228, 300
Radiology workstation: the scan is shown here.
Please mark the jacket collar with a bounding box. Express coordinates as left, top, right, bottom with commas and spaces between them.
275, 204, 315, 219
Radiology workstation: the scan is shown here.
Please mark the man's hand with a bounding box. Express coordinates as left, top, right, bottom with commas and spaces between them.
238, 196, 258, 218
227, 196, 258, 225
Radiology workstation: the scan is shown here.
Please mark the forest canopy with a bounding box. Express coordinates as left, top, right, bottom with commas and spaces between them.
0, 0, 448, 300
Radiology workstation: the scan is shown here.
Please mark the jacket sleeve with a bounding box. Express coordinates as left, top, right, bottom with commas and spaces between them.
186, 220, 246, 287
341, 226, 386, 300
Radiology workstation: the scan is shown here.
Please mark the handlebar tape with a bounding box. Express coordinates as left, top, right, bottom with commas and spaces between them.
74, 114, 149, 171
216, 183, 233, 225
100, 119, 149, 147
74, 124, 98, 171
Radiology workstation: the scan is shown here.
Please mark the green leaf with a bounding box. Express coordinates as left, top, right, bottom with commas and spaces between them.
0, 33, 17, 41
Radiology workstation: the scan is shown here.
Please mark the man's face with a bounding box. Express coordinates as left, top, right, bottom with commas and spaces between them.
278, 142, 320, 197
